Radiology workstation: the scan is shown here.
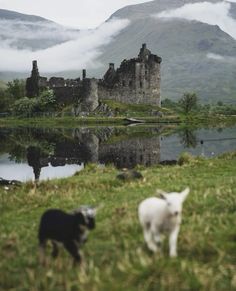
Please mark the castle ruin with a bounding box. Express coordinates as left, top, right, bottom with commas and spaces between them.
26, 44, 162, 111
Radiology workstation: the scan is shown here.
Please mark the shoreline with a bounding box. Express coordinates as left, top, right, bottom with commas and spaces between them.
0, 114, 236, 128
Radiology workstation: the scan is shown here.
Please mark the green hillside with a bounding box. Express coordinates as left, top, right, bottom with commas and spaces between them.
0, 80, 7, 90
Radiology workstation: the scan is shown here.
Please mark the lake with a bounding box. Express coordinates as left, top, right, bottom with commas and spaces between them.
0, 125, 235, 182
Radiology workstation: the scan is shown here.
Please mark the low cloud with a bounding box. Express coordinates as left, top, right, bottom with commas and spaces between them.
0, 18, 129, 72
154, 1, 236, 40
0, 19, 80, 44
207, 53, 236, 63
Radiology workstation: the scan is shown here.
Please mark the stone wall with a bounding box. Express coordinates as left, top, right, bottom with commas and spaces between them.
25, 44, 162, 110
98, 44, 162, 106
53, 86, 80, 106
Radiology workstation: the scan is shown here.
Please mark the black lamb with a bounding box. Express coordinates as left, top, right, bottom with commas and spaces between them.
38, 207, 96, 264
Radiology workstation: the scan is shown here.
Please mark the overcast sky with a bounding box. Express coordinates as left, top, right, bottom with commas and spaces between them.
0, 0, 151, 28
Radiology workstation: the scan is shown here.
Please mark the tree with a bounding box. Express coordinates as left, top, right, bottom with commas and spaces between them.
161, 98, 178, 109
178, 92, 198, 114
6, 79, 26, 100
179, 128, 197, 148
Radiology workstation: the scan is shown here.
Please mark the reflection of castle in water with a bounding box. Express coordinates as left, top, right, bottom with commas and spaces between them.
99, 137, 160, 168
2, 127, 235, 181
24, 128, 161, 180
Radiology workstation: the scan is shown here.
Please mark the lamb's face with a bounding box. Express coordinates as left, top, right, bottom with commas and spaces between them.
81, 208, 96, 230
162, 188, 190, 217
165, 194, 184, 217
86, 216, 95, 230
73, 206, 96, 230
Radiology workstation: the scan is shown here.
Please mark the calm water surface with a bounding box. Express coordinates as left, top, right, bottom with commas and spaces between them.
0, 125, 235, 182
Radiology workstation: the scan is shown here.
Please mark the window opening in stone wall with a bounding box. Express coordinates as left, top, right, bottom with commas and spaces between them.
129, 80, 133, 87
122, 80, 126, 86
140, 155, 143, 162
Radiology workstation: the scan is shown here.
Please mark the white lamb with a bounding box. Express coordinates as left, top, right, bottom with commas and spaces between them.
138, 187, 190, 257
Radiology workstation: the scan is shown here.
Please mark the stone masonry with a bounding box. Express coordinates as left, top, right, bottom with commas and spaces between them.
26, 44, 162, 111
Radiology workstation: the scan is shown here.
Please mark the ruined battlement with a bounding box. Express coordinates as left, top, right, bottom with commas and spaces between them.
26, 44, 162, 111
99, 44, 162, 106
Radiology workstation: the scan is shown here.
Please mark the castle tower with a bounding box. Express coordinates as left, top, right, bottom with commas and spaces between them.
135, 44, 162, 106
26, 60, 40, 97
32, 60, 39, 77
80, 78, 99, 112
102, 63, 116, 87
98, 44, 162, 106
138, 43, 151, 61
82, 69, 87, 80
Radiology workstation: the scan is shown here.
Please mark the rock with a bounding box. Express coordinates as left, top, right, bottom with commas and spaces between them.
116, 170, 143, 181
0, 177, 22, 186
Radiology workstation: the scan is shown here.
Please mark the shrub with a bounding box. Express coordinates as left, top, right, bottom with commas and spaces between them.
11, 89, 56, 116
12, 97, 38, 117
178, 152, 195, 165
37, 89, 56, 111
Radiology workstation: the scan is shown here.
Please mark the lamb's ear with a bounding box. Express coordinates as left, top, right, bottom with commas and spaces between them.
156, 189, 167, 200
160, 193, 167, 200
90, 204, 104, 216
88, 208, 97, 217
181, 187, 190, 201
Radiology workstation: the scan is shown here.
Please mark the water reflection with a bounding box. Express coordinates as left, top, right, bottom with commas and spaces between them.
0, 126, 235, 182
179, 127, 197, 148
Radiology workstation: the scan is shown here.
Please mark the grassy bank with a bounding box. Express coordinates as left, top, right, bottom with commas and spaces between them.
0, 116, 181, 128
1, 114, 236, 129
0, 153, 236, 290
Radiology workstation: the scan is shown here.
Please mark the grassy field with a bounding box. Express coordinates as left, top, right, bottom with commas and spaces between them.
0, 153, 236, 290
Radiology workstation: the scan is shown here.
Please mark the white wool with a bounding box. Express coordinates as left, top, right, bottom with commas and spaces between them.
138, 187, 190, 257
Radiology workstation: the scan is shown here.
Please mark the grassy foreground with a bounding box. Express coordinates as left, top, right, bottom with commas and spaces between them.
0, 153, 236, 290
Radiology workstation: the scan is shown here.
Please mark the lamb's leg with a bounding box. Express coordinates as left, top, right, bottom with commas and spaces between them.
169, 225, 180, 257
143, 228, 158, 253
153, 231, 163, 253
63, 240, 81, 264
39, 240, 47, 265
51, 241, 59, 258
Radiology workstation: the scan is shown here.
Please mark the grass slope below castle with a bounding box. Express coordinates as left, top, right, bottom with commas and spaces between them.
0, 152, 236, 290
1, 99, 236, 128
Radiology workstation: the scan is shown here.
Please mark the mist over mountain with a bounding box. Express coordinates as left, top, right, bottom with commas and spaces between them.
0, 8, 129, 74
97, 0, 236, 103
1, 1, 236, 103
0, 9, 76, 50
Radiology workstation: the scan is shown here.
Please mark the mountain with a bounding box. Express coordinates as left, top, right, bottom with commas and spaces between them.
0, 8, 54, 22
96, 0, 236, 103
1, 1, 236, 103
